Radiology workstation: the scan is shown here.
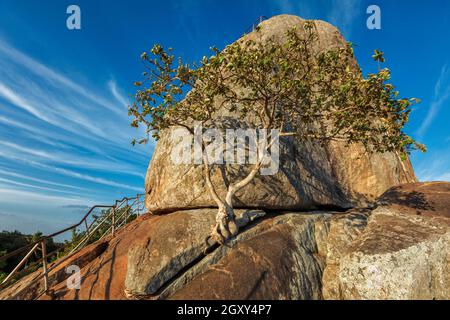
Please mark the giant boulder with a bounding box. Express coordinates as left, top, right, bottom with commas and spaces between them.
145, 14, 415, 213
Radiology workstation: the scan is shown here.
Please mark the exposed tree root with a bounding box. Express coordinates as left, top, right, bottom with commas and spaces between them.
205, 206, 239, 248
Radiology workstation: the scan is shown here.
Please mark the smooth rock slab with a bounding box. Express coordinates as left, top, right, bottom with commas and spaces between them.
124, 208, 265, 296
166, 212, 334, 300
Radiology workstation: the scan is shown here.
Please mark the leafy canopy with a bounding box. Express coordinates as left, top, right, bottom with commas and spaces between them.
129, 21, 425, 156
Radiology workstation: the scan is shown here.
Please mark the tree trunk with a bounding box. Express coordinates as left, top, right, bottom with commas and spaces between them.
204, 129, 276, 245
207, 157, 263, 244
211, 202, 238, 244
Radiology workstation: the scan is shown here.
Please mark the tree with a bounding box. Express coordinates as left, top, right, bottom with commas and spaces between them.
0, 230, 62, 283
129, 21, 425, 244
0, 248, 6, 283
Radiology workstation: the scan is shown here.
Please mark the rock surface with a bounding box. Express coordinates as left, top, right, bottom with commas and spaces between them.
145, 14, 415, 214
166, 213, 332, 300
42, 215, 157, 300
316, 209, 371, 299
321, 182, 450, 300
2, 183, 447, 301
124, 209, 265, 296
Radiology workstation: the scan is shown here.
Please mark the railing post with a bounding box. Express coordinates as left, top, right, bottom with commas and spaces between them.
41, 240, 49, 294
84, 219, 90, 237
126, 199, 130, 224
111, 205, 116, 237
137, 194, 140, 215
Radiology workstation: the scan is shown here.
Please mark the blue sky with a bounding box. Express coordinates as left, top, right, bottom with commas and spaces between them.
0, 0, 449, 234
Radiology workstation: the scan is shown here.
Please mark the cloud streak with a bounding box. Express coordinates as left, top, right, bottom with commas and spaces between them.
0, 152, 143, 192
0, 82, 52, 123
0, 168, 87, 191
327, 0, 362, 37
0, 39, 123, 116
417, 64, 450, 139
109, 80, 130, 108
0, 177, 82, 196
0, 37, 149, 228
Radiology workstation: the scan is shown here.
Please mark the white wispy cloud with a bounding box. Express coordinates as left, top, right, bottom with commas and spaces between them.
0, 37, 150, 200
0, 22, 151, 234
0, 108, 148, 160
414, 147, 450, 182
0, 177, 82, 195
0, 114, 69, 148
0, 140, 144, 176
0, 152, 143, 192
0, 80, 123, 145
0, 39, 123, 116
49, 166, 143, 192
0, 140, 53, 158
0, 187, 94, 205
0, 168, 87, 191
0, 39, 148, 155
417, 64, 450, 139
0, 82, 53, 124
327, 0, 362, 37
108, 80, 130, 108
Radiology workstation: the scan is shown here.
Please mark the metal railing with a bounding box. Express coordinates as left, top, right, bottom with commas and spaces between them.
244, 15, 268, 35
0, 194, 145, 298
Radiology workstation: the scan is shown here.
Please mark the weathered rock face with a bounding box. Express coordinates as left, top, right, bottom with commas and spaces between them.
124, 209, 266, 297
321, 182, 450, 300
145, 14, 415, 214
167, 213, 332, 300
316, 209, 371, 299
5, 183, 445, 301
30, 209, 336, 301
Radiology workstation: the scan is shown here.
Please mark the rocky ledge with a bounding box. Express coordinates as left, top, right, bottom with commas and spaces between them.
2, 181, 445, 300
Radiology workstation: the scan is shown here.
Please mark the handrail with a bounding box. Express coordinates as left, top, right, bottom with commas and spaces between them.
0, 193, 145, 296
1, 243, 40, 285
0, 196, 143, 263
244, 15, 268, 35
0, 205, 111, 263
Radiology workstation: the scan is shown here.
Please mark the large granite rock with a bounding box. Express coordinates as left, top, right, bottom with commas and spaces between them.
316, 209, 371, 299
124, 208, 266, 297
145, 14, 415, 214
5, 184, 445, 301
321, 182, 450, 300
164, 212, 334, 300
